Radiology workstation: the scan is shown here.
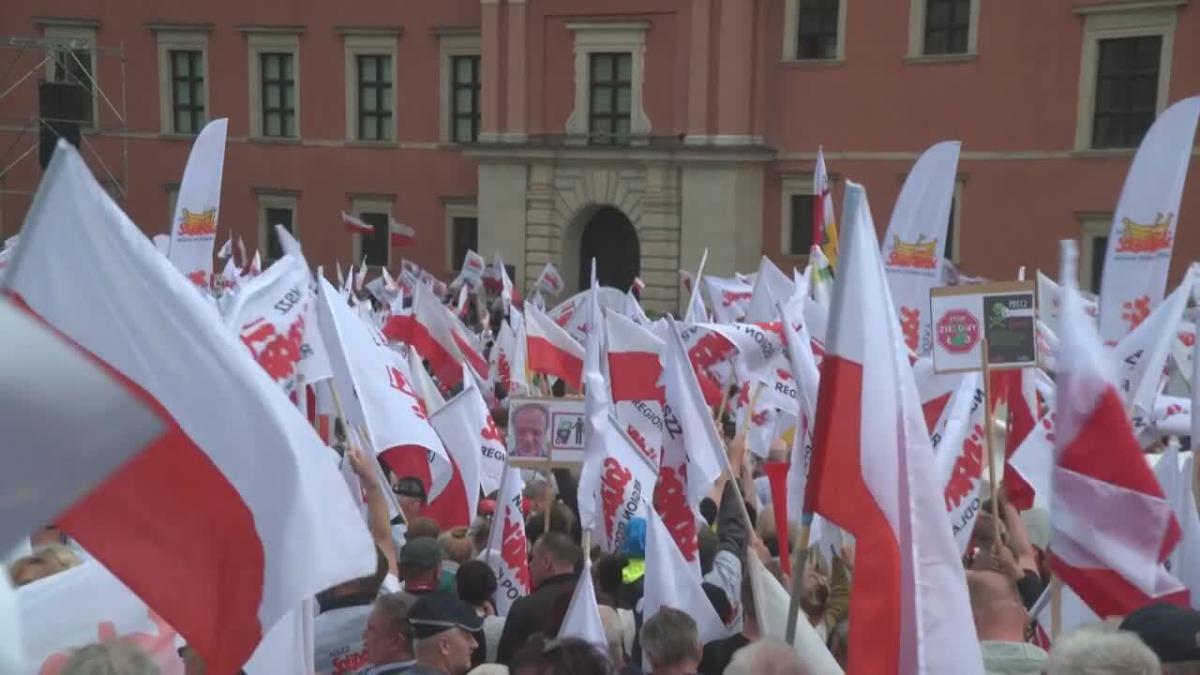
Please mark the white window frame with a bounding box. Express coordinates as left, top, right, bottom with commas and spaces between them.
564, 21, 652, 142
257, 191, 299, 260
154, 29, 209, 135
444, 201, 479, 272
782, 0, 848, 63
40, 22, 100, 129
907, 0, 981, 60
349, 197, 395, 268
1079, 212, 1112, 294
246, 31, 301, 140
1073, 2, 1179, 151
437, 29, 482, 144
343, 32, 399, 144
780, 174, 816, 260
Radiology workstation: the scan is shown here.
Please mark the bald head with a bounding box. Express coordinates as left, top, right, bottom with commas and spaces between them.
725, 640, 809, 675
967, 570, 1029, 642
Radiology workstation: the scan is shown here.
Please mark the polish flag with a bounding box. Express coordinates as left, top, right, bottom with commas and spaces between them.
1003, 368, 1039, 510
342, 212, 374, 236
426, 364, 489, 528
662, 318, 731, 510
525, 302, 585, 390
489, 319, 529, 397
408, 281, 486, 388
606, 311, 664, 403
1049, 240, 1188, 617
485, 468, 531, 617
389, 217, 415, 247
2, 144, 375, 674
804, 182, 982, 674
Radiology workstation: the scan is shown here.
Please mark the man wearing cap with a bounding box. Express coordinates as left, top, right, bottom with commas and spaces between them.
399, 538, 444, 596
393, 476, 427, 523
406, 592, 483, 675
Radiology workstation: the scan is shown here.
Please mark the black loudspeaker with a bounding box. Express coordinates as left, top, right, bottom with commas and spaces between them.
39, 80, 84, 169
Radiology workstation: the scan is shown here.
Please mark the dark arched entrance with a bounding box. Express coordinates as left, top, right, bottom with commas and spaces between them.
579, 206, 640, 291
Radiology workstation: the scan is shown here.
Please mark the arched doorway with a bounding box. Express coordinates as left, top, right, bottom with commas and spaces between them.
578, 206, 640, 291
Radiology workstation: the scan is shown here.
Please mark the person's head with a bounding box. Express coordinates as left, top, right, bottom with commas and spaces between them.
440, 527, 476, 566
400, 537, 444, 590
406, 516, 442, 541
470, 514, 494, 554
510, 636, 612, 675
9, 544, 81, 587
593, 554, 626, 603
61, 641, 159, 675
394, 476, 428, 522
640, 607, 701, 674
725, 639, 807, 675
524, 480, 552, 513
530, 531, 582, 588
597, 604, 626, 667
456, 559, 498, 609
966, 570, 1029, 642
1048, 626, 1161, 675
526, 502, 577, 546
512, 404, 549, 457
364, 592, 416, 665
1121, 604, 1200, 672
410, 592, 483, 675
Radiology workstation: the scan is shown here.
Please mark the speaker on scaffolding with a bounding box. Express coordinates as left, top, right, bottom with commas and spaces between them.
38, 80, 84, 169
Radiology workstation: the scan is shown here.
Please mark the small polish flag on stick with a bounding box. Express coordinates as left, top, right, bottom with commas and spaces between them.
342, 212, 374, 236
390, 217, 416, 247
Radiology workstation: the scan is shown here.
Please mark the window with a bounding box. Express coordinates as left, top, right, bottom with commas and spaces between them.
260, 53, 296, 138
41, 24, 98, 128
946, 178, 964, 263
1091, 36, 1161, 149
452, 217, 479, 270
1079, 214, 1111, 294
1074, 3, 1176, 151
169, 50, 205, 134
789, 194, 816, 256
154, 28, 209, 135
355, 55, 392, 141
923, 0, 971, 55
565, 22, 651, 142
359, 212, 390, 267
450, 55, 481, 143
588, 53, 632, 145
246, 31, 301, 139
257, 192, 298, 261
797, 0, 840, 60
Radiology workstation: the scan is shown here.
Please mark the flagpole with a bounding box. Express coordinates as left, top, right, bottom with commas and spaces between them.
714, 371, 735, 426
784, 518, 813, 646
981, 338, 1001, 545
1050, 573, 1063, 639
485, 460, 512, 568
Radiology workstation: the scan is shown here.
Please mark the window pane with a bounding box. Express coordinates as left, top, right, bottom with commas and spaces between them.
797, 0, 840, 60
263, 54, 278, 80
1092, 36, 1162, 148
174, 80, 191, 106
592, 54, 611, 81
455, 87, 473, 113
280, 54, 293, 79
790, 194, 815, 255
616, 87, 631, 114
361, 115, 378, 140
360, 55, 376, 81
455, 56, 473, 82
616, 54, 632, 81
455, 119, 473, 143
592, 86, 612, 113
265, 84, 280, 109
1090, 235, 1107, 293
362, 86, 378, 112
266, 207, 294, 260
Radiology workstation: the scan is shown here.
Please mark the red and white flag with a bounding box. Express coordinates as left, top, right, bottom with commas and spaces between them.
581, 414, 659, 554
882, 141, 961, 356
1098, 96, 1200, 344
408, 281, 487, 388
408, 347, 447, 413
642, 504, 726, 644
608, 312, 666, 469
485, 468, 531, 617
805, 181, 982, 674
745, 256, 795, 323
490, 319, 529, 397
1050, 240, 1189, 617
342, 212, 374, 236
315, 277, 453, 500
4, 144, 375, 674
460, 250, 487, 288
430, 364, 508, 499
931, 372, 988, 555
525, 302, 585, 390
389, 217, 416, 247
1153, 442, 1200, 607
702, 275, 753, 323
534, 262, 565, 297
167, 118, 227, 289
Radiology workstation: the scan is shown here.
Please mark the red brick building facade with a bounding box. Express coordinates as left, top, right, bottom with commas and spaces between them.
1, 0, 1197, 312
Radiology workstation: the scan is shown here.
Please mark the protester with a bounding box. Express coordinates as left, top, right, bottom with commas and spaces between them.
408, 592, 484, 675
967, 570, 1048, 674
457, 559, 506, 663
640, 607, 703, 675
441, 527, 476, 571
400, 538, 445, 596
496, 531, 583, 664
315, 547, 392, 674
1120, 604, 1200, 673
509, 636, 613, 675
395, 476, 428, 522
8, 543, 81, 587
724, 639, 808, 675
1047, 626, 1161, 675
699, 574, 756, 675
362, 592, 417, 674
61, 641, 159, 675
407, 517, 443, 542
349, 445, 400, 578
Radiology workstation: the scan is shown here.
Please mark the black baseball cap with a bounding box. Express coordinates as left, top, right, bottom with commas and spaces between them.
393, 476, 427, 502
408, 591, 484, 639
1120, 603, 1200, 663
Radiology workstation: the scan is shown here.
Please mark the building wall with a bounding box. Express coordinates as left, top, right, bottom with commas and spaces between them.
2, 0, 1198, 312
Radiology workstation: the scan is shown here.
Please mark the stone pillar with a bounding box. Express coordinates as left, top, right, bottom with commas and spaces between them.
505, 0, 527, 142
679, 164, 764, 290
480, 0, 505, 142
477, 161, 527, 284
685, 0, 712, 143
714, 0, 754, 145
523, 161, 560, 291
637, 163, 683, 314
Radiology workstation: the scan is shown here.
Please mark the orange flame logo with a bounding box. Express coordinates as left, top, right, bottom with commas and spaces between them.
178, 208, 217, 237
1115, 213, 1173, 254
886, 235, 939, 269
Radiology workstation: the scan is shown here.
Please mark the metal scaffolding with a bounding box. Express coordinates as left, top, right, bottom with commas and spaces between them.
0, 34, 129, 204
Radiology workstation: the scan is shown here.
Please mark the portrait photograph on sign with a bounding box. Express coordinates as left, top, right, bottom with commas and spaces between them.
929, 280, 1038, 374
506, 396, 586, 467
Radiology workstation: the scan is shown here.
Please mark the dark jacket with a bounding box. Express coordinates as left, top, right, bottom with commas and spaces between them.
495, 572, 578, 665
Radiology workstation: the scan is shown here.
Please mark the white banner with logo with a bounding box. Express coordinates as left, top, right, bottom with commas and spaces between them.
167, 118, 228, 289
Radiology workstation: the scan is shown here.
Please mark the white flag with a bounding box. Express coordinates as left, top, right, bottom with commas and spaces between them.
485, 468, 531, 617
168, 118, 228, 289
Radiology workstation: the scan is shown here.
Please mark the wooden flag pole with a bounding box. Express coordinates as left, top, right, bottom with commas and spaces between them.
784, 518, 813, 646
1050, 573, 1063, 639
980, 338, 1001, 545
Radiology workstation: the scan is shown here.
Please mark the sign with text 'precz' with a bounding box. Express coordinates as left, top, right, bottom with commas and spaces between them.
930, 280, 1037, 374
